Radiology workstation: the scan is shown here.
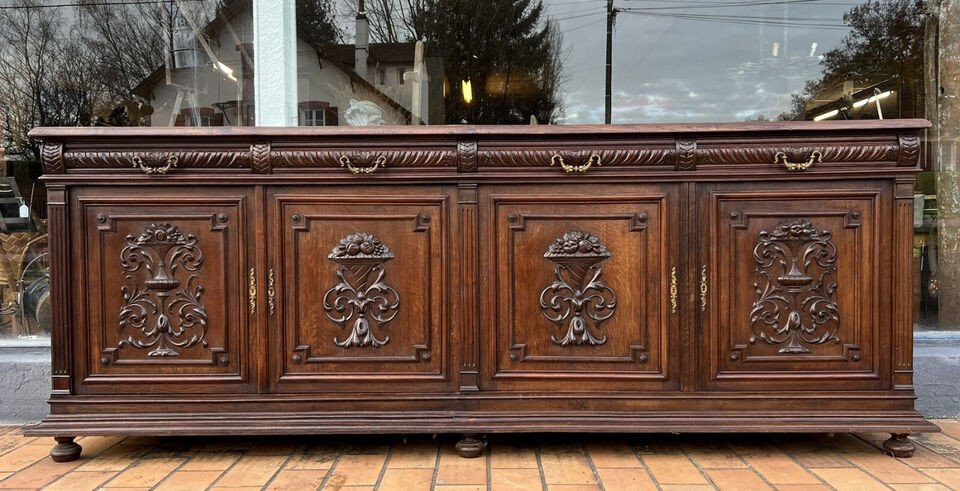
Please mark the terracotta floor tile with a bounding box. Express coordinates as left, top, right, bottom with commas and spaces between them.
704, 469, 773, 490
326, 453, 387, 487
179, 451, 244, 472
741, 452, 820, 485
75, 436, 125, 457
917, 468, 960, 488
102, 457, 186, 488
657, 485, 717, 490
547, 485, 601, 490
584, 442, 643, 468
377, 467, 434, 491
0, 454, 84, 489
539, 447, 596, 485
0, 443, 52, 473
265, 468, 328, 490
683, 442, 747, 469
210, 487, 265, 491
889, 484, 954, 491
844, 452, 936, 484
934, 420, 960, 442
809, 467, 888, 490
0, 435, 36, 457
0, 472, 9, 481
490, 468, 542, 490
320, 474, 375, 490
903, 446, 960, 468
76, 445, 148, 472
787, 448, 852, 468
42, 470, 119, 491
248, 441, 302, 456
154, 470, 224, 491
641, 454, 709, 485
214, 454, 288, 488
385, 441, 438, 469
432, 486, 485, 491
595, 467, 658, 491
773, 486, 832, 491
434, 449, 487, 486
490, 443, 538, 469
915, 433, 960, 456
283, 446, 340, 471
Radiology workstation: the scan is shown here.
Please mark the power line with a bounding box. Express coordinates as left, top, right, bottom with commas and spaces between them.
0, 0, 201, 9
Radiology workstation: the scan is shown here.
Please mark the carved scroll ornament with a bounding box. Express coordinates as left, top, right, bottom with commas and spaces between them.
539, 231, 617, 346
750, 220, 840, 353
118, 223, 208, 357
323, 233, 400, 348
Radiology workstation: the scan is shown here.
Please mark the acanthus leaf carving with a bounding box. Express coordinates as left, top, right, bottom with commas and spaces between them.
273, 149, 457, 168
749, 220, 840, 354
480, 148, 674, 167
251, 143, 272, 173
539, 230, 617, 346
41, 143, 65, 174
65, 151, 249, 169
323, 233, 400, 348
697, 144, 898, 165
118, 223, 208, 357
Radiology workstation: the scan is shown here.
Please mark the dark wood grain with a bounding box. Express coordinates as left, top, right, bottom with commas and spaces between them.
26, 121, 937, 459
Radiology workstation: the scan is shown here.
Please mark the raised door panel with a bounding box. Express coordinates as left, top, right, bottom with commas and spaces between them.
480, 184, 679, 391
699, 182, 888, 390
270, 187, 452, 392
73, 188, 253, 393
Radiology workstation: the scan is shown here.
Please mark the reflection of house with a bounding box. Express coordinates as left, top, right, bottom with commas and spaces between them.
133, 4, 415, 126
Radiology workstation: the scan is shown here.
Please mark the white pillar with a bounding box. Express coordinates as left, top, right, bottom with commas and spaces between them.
253, 0, 298, 126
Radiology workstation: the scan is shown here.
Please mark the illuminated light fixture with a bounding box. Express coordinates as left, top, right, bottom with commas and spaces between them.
214, 61, 237, 82
852, 90, 892, 108
813, 108, 841, 121
771, 42, 780, 58
809, 42, 818, 57
461, 79, 473, 104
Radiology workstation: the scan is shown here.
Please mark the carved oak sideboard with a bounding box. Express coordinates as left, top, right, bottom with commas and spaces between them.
26, 121, 938, 462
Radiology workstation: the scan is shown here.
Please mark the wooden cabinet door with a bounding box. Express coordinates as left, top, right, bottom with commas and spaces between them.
698, 182, 888, 390
480, 184, 679, 392
73, 187, 254, 394
269, 187, 452, 393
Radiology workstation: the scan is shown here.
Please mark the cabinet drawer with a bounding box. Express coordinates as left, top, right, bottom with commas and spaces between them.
268, 187, 453, 392
698, 182, 887, 390
479, 184, 680, 392
72, 188, 254, 393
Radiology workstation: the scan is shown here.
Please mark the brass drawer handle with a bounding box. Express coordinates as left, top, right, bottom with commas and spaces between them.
775, 151, 822, 172
267, 268, 276, 316
249, 268, 257, 315
132, 155, 178, 175
700, 265, 708, 312
551, 154, 601, 173
340, 155, 386, 175
670, 267, 678, 314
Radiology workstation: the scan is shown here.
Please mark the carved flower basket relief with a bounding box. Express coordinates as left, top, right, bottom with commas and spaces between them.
539, 230, 618, 346
323, 233, 400, 348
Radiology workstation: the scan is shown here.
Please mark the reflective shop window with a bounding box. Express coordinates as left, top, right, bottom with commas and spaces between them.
0, 0, 252, 342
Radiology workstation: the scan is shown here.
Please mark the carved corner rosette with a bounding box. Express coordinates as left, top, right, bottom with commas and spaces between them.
115, 223, 209, 358
539, 231, 617, 346
323, 233, 400, 348
748, 220, 841, 355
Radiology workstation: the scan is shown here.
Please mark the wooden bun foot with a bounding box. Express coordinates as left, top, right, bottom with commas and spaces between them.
50, 436, 82, 462
455, 434, 485, 458
883, 433, 916, 458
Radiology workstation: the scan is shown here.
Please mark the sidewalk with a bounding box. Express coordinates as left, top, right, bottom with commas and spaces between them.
1, 422, 959, 490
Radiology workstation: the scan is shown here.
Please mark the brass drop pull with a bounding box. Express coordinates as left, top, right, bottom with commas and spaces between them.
669, 267, 679, 314
700, 265, 708, 312
248, 268, 257, 315
132, 155, 178, 175
267, 268, 276, 316
551, 154, 601, 173
340, 155, 386, 175
775, 150, 822, 172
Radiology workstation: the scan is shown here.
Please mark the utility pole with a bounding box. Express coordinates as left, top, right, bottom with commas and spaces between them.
605, 0, 616, 124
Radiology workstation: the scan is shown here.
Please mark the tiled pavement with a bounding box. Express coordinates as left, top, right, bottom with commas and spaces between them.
1, 422, 960, 490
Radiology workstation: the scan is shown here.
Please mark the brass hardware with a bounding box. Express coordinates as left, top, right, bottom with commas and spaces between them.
700, 265, 708, 312
551, 154, 601, 173
248, 268, 257, 315
340, 155, 386, 175
267, 268, 276, 316
132, 155, 178, 175
669, 267, 678, 314
775, 150, 822, 172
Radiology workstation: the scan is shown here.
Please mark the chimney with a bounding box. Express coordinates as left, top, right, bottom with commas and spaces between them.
355, 0, 369, 81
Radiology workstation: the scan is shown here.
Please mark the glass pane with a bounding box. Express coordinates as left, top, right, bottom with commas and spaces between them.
295, 0, 924, 126
0, 0, 253, 342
